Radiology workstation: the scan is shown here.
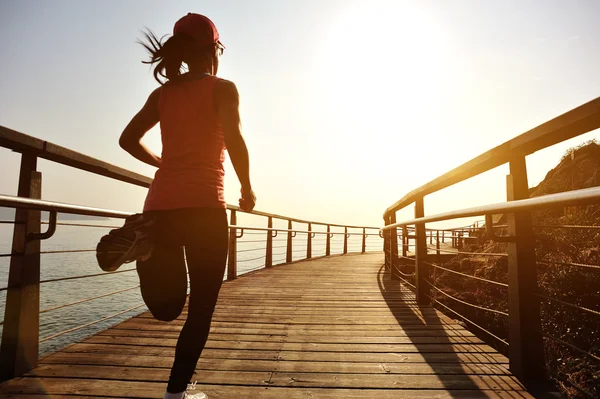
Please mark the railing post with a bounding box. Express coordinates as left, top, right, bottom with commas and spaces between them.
436, 230, 440, 256
343, 227, 348, 255
227, 210, 237, 280
506, 156, 546, 384
0, 153, 41, 381
326, 225, 331, 256
265, 216, 273, 267
402, 225, 408, 258
390, 213, 399, 280
383, 217, 390, 271
361, 227, 366, 253
286, 220, 292, 263
414, 197, 429, 304
306, 223, 312, 259
442, 230, 444, 244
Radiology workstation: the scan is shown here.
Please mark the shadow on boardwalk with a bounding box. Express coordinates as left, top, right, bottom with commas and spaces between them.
376, 262, 531, 398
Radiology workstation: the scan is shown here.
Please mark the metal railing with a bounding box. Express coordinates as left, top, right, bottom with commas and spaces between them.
0, 126, 382, 381
381, 96, 600, 395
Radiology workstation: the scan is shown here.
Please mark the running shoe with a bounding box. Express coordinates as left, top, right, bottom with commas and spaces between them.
184, 382, 207, 399
96, 213, 155, 272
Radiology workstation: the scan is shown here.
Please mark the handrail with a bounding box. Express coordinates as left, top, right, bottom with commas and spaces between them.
381, 186, 600, 230
0, 194, 132, 219
383, 97, 600, 218
0, 125, 152, 187
0, 125, 379, 229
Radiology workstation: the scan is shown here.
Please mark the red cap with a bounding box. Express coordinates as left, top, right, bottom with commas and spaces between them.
173, 13, 222, 47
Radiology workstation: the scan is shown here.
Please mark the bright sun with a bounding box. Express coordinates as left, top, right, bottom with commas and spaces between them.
315, 1, 453, 153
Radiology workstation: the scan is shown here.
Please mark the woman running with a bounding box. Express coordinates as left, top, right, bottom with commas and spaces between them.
118, 13, 255, 399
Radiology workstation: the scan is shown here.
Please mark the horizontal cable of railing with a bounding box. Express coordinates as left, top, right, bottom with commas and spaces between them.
397, 255, 416, 262
534, 293, 600, 317
393, 268, 416, 278
0, 268, 138, 293
41, 221, 121, 229
424, 261, 508, 287
237, 255, 266, 263
425, 280, 509, 317
426, 247, 508, 257
537, 259, 600, 270
236, 247, 264, 254
533, 224, 600, 229
543, 334, 600, 363
40, 249, 96, 254
39, 303, 146, 343
39, 285, 140, 315
38, 268, 138, 285
390, 271, 416, 290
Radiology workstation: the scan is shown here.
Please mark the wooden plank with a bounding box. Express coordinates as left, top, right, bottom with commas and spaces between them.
98, 330, 287, 342
98, 329, 483, 344
84, 336, 496, 354
28, 364, 271, 386
59, 343, 508, 364
26, 364, 523, 390
212, 304, 439, 311
136, 316, 457, 325
123, 318, 463, 330
217, 299, 418, 311
40, 353, 510, 375
268, 373, 526, 390
41, 353, 278, 371
62, 344, 279, 360
110, 324, 477, 337
277, 351, 508, 364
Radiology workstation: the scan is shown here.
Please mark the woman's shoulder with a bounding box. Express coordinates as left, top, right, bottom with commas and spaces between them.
213, 76, 239, 93
213, 78, 239, 106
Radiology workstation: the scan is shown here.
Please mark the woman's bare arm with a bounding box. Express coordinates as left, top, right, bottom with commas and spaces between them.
119, 88, 162, 168
215, 79, 256, 211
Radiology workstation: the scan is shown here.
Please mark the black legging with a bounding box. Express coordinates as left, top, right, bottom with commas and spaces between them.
138, 207, 229, 393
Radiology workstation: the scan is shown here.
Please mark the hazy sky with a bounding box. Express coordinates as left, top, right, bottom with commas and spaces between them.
0, 0, 599, 228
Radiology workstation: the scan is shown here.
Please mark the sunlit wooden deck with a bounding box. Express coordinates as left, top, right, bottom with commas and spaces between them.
0, 253, 533, 398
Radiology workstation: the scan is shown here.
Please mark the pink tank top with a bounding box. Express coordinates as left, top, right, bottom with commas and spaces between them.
144, 75, 226, 211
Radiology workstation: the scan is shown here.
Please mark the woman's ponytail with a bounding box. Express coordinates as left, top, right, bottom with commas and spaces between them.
139, 29, 198, 84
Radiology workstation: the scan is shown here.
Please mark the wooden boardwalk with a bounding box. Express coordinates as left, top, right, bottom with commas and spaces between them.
0, 253, 533, 398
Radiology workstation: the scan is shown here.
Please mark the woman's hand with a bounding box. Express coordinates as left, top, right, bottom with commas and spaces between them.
239, 187, 256, 212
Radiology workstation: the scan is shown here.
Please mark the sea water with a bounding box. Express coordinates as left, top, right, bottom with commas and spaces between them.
0, 219, 381, 356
